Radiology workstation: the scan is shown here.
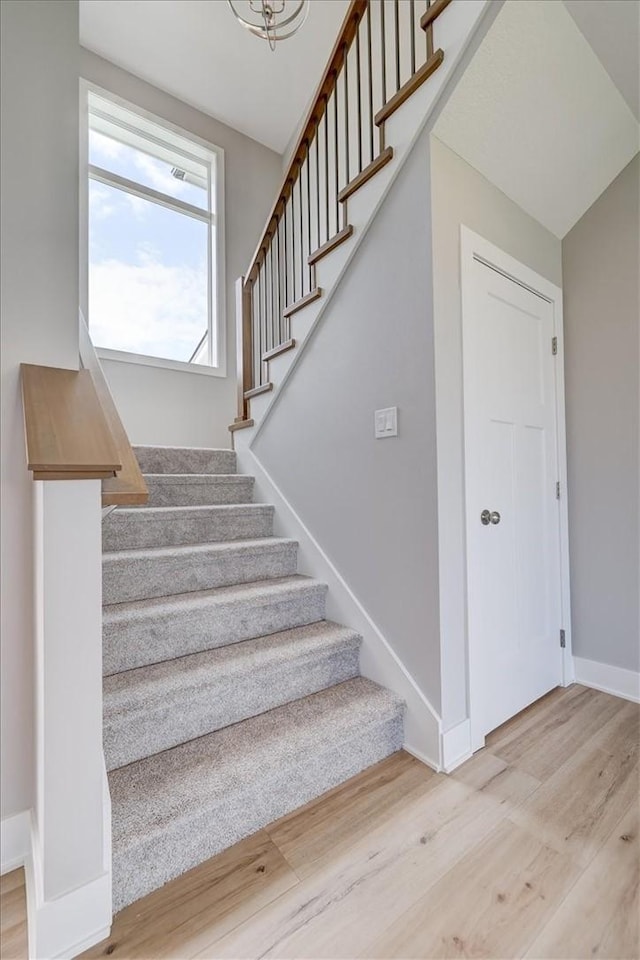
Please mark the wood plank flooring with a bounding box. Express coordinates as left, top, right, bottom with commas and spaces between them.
0, 868, 28, 960
1, 685, 638, 959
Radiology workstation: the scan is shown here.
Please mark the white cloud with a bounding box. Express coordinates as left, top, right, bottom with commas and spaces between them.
133, 152, 202, 202
89, 183, 116, 221
89, 130, 125, 161
125, 193, 148, 220
89, 253, 207, 362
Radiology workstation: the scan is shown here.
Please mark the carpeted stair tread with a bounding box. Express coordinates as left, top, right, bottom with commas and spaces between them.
104, 620, 361, 770
109, 677, 404, 910
103, 503, 275, 551
142, 473, 254, 507
103, 537, 298, 605
133, 445, 237, 475
102, 575, 329, 675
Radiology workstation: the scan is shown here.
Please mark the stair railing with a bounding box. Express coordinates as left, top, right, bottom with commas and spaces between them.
232, 0, 451, 428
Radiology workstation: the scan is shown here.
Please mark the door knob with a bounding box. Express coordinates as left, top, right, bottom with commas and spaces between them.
481, 509, 501, 525
490, 511, 501, 525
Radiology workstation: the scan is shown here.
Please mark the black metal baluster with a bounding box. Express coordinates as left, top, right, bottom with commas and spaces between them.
291, 174, 298, 303
306, 150, 312, 288
344, 45, 350, 186
380, 0, 386, 107
283, 193, 289, 311
298, 163, 304, 297
410, 0, 416, 76
355, 17, 362, 173
367, 3, 374, 162
394, 0, 400, 92
276, 213, 282, 345
333, 87, 339, 231
323, 100, 329, 242
315, 127, 321, 251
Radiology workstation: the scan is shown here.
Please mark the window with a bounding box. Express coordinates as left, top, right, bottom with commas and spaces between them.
87, 91, 223, 371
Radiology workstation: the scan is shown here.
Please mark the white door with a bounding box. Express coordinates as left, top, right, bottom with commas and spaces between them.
463, 248, 563, 750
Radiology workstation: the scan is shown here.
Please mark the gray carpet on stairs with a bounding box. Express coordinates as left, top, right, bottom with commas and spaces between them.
103, 503, 275, 551
110, 677, 404, 912
143, 473, 254, 506
103, 444, 405, 913
104, 621, 362, 770
133, 445, 237, 475
103, 537, 299, 604
102, 575, 329, 674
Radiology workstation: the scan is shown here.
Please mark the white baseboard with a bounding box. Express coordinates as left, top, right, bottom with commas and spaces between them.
441, 718, 473, 773
24, 817, 112, 960
574, 656, 640, 704
1, 810, 31, 875
404, 743, 441, 773
236, 443, 443, 768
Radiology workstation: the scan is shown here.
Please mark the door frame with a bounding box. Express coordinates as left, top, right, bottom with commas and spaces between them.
460, 226, 574, 752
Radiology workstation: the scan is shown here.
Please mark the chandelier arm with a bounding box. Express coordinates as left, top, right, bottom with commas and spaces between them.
227, 1, 309, 43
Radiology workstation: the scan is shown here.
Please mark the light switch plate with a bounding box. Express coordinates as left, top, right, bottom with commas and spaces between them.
375, 406, 398, 438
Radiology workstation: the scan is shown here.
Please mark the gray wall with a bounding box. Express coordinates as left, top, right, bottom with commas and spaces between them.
80, 49, 282, 448
1, 0, 79, 820
430, 135, 563, 729
254, 133, 443, 711
563, 154, 640, 673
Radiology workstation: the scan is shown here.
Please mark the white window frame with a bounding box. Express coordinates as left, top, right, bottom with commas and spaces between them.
80, 81, 226, 377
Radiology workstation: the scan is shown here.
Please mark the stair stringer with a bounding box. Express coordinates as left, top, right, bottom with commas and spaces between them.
240, 0, 496, 432
235, 443, 442, 770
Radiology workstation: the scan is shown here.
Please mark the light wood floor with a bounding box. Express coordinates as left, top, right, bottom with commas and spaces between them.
2, 684, 638, 959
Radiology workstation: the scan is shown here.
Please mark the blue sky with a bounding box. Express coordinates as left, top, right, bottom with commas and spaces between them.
88, 130, 211, 363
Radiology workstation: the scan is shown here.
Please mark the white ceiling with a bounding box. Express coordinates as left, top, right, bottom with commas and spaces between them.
564, 0, 640, 120
433, 0, 640, 238
79, 0, 349, 155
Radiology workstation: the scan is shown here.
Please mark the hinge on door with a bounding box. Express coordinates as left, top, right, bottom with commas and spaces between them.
552, 336, 558, 356
560, 629, 566, 649
556, 481, 561, 500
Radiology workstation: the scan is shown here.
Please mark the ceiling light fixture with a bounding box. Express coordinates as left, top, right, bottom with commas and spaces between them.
227, 1, 310, 51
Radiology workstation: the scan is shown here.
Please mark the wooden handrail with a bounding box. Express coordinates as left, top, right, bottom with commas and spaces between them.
22, 320, 149, 508
21, 364, 121, 480
244, 0, 367, 289
233, 0, 452, 429
79, 315, 148, 506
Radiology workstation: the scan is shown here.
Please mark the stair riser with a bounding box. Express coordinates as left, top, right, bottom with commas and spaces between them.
111, 713, 403, 911
144, 478, 254, 507
134, 448, 237, 475
103, 584, 328, 675
103, 543, 298, 605
104, 639, 361, 770
102, 508, 274, 552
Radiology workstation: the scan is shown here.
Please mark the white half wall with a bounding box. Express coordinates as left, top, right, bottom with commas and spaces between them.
80, 49, 283, 448
253, 130, 443, 716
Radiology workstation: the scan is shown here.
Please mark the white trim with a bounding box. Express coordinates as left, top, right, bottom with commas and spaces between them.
81, 79, 227, 377
574, 656, 640, 703
460, 227, 572, 750
441, 719, 473, 773
26, 815, 112, 960
97, 346, 227, 377
403, 744, 440, 773
88, 164, 212, 222
234, 439, 443, 770
1, 811, 31, 875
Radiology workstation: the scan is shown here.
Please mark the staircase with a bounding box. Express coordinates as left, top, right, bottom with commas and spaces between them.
102, 444, 404, 911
